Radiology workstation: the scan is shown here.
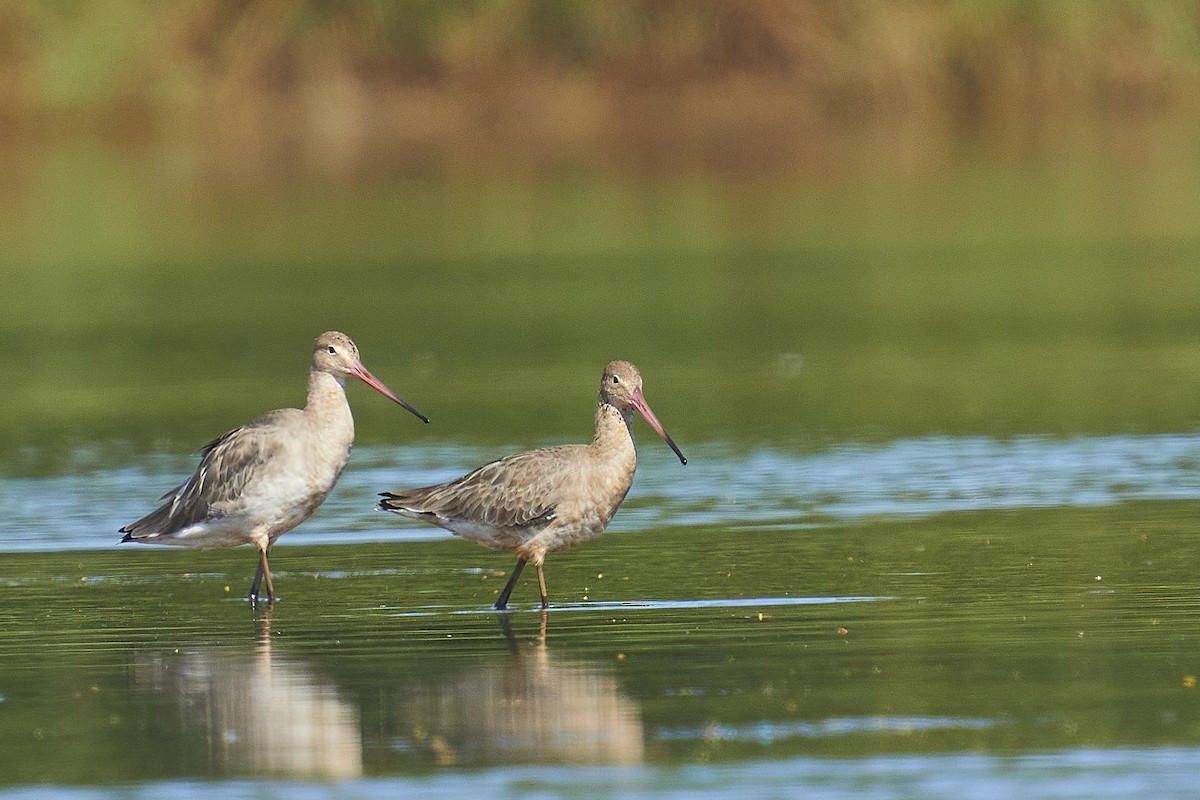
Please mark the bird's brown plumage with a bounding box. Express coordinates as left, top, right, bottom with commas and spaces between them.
380, 360, 685, 610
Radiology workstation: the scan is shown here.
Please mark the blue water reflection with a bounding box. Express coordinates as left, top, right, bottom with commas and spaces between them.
4, 434, 1200, 552
7, 748, 1200, 799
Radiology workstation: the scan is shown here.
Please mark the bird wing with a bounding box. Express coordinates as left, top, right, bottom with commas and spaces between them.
380, 444, 584, 530
120, 410, 293, 539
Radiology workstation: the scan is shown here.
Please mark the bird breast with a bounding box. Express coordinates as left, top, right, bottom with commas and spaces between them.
247, 417, 354, 537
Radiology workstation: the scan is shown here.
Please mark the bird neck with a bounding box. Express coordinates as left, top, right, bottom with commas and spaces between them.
304, 370, 354, 433
591, 401, 635, 455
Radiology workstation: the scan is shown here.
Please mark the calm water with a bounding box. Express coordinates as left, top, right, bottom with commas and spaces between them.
4, 133, 1200, 797
4, 435, 1200, 798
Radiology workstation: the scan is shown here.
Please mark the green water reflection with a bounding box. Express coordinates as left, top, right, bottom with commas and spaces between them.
3, 502, 1200, 784
5, 125, 1200, 794
5, 131, 1200, 473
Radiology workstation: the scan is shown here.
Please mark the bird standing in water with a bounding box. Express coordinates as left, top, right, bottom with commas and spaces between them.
379, 360, 685, 610
121, 331, 428, 605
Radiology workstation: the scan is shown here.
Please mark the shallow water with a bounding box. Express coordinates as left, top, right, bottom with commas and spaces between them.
5, 434, 1200, 553
4, 439, 1200, 797
6, 133, 1200, 797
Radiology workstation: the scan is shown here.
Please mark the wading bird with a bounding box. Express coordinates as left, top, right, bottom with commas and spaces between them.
379, 360, 685, 610
121, 331, 428, 605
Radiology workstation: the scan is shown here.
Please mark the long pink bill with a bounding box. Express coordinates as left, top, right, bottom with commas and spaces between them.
630, 388, 687, 465
350, 362, 430, 423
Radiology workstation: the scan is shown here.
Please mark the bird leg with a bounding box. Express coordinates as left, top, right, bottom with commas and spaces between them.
536, 561, 549, 608
494, 558, 526, 610
261, 549, 276, 605
249, 558, 263, 605
249, 546, 276, 606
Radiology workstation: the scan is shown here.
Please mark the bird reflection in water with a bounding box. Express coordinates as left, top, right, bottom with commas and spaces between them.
395, 611, 645, 767
132, 611, 362, 779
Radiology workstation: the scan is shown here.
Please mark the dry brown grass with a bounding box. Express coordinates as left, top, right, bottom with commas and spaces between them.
3, 1, 1199, 174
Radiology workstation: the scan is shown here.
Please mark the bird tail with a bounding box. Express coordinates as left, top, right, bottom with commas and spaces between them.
118, 504, 175, 542
378, 491, 419, 514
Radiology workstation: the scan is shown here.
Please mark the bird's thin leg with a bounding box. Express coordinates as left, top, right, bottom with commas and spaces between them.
260, 548, 276, 606
494, 559, 526, 610
249, 553, 264, 605
249, 546, 275, 606
536, 562, 548, 609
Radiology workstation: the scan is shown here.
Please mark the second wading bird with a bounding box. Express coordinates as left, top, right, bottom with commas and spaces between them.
379, 360, 686, 610
120, 331, 428, 605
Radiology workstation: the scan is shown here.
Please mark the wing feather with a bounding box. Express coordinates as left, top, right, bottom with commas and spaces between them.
380, 444, 584, 530
120, 411, 291, 539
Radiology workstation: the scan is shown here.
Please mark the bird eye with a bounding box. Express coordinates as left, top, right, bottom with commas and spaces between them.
327, 345, 337, 354
611, 375, 620, 384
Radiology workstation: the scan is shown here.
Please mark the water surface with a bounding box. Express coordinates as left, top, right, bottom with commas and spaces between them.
4, 135, 1200, 797
3, 434, 1200, 552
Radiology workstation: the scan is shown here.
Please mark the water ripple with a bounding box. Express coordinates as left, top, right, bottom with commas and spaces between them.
637, 434, 1200, 530
378, 596, 889, 616
2, 434, 1199, 553
654, 715, 1000, 744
